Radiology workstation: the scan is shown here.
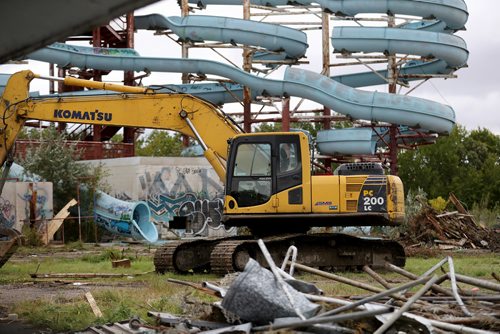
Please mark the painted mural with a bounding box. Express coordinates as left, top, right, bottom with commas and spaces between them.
121, 164, 234, 237
0, 182, 53, 233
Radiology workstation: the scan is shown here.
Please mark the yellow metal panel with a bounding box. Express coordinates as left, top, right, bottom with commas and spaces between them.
387, 175, 405, 223
311, 175, 340, 213
224, 195, 276, 214
339, 175, 367, 213
275, 186, 307, 213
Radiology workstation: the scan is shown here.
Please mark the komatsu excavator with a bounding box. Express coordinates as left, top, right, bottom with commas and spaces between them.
0, 70, 405, 273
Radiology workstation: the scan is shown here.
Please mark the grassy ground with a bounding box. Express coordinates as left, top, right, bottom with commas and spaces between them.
0, 245, 498, 332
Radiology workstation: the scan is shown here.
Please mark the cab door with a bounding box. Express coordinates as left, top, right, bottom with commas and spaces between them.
275, 135, 306, 213
225, 137, 276, 213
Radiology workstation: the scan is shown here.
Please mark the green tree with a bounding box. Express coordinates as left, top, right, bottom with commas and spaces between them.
135, 130, 183, 156
18, 126, 108, 212
398, 125, 500, 210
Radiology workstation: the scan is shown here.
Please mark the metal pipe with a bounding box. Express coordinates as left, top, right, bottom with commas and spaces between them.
280, 245, 297, 276
427, 319, 498, 334
201, 281, 227, 297
447, 256, 473, 317
385, 261, 455, 297
363, 265, 392, 290
180, 112, 208, 151
373, 275, 440, 334
252, 308, 391, 332
290, 262, 405, 300
386, 257, 449, 305
315, 276, 432, 318
422, 257, 449, 277
453, 273, 500, 292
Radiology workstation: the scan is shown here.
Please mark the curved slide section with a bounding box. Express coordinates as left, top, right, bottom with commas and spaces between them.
332, 27, 468, 69
135, 14, 308, 59
28, 42, 455, 133
94, 191, 158, 243
189, 0, 468, 31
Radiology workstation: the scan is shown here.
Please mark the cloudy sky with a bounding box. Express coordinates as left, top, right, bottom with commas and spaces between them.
2, 0, 498, 134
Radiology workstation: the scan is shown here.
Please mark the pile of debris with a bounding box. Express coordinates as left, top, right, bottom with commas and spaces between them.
83, 240, 500, 334
401, 193, 499, 251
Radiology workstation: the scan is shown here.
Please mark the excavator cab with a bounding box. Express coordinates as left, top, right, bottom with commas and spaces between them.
223, 131, 405, 231
223, 132, 314, 230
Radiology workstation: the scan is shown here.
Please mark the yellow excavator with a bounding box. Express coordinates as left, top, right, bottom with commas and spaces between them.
0, 70, 405, 273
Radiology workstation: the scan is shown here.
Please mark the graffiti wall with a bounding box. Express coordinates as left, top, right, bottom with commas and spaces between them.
0, 182, 53, 232
86, 157, 235, 238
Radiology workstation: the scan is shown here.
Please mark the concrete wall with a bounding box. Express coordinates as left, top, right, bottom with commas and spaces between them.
0, 182, 53, 233
85, 157, 234, 238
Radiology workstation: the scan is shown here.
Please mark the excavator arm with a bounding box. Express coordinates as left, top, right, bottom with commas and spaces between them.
0, 70, 243, 184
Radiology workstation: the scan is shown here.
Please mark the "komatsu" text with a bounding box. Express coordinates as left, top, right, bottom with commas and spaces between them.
53, 109, 112, 122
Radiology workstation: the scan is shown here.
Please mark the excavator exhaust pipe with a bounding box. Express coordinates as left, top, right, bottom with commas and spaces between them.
94, 191, 158, 243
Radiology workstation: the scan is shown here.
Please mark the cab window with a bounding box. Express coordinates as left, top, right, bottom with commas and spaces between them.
279, 142, 298, 174
230, 143, 272, 207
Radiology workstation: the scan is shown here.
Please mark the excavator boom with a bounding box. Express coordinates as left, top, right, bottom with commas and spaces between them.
0, 70, 242, 183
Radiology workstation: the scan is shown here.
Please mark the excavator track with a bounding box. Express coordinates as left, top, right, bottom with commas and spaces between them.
210, 239, 254, 275
155, 233, 405, 275
154, 237, 243, 274
210, 235, 296, 275
210, 233, 405, 275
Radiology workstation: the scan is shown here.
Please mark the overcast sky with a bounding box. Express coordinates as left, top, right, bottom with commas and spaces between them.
2, 0, 498, 134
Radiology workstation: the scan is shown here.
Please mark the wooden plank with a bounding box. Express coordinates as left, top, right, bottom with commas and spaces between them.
42, 198, 77, 245
84, 292, 103, 318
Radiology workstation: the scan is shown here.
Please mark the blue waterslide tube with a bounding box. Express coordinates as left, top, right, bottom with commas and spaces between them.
283, 68, 454, 133
317, 128, 377, 155
28, 43, 455, 133
317, 0, 468, 30
135, 14, 308, 59
316, 127, 436, 155
332, 59, 450, 88
188, 0, 468, 31
94, 192, 158, 243
27, 82, 246, 106
332, 27, 468, 69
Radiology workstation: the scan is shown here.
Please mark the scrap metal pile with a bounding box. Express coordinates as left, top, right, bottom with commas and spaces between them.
85, 240, 500, 334
400, 193, 499, 252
